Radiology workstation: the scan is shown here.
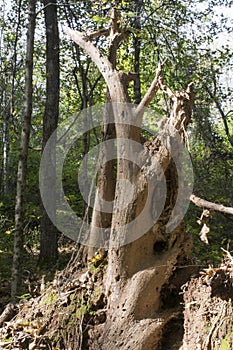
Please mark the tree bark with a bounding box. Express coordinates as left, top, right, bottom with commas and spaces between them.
39, 0, 59, 264
11, 0, 36, 301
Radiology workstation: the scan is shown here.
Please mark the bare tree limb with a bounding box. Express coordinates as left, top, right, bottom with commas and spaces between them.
120, 71, 138, 85
88, 28, 110, 39
29, 145, 42, 151
65, 27, 129, 103
190, 194, 233, 216
64, 27, 114, 82
159, 76, 174, 98
136, 61, 165, 120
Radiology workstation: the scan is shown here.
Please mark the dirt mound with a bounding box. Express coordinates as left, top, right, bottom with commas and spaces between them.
1, 250, 233, 350
182, 262, 233, 350
0, 255, 107, 350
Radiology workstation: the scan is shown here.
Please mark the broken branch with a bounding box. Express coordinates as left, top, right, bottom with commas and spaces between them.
64, 27, 115, 84
190, 194, 233, 216
159, 76, 174, 98
136, 60, 165, 121
88, 28, 110, 39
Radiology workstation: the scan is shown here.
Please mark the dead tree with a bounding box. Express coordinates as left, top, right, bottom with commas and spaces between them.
65, 9, 194, 349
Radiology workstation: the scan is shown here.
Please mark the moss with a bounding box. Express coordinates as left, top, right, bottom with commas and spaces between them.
220, 328, 233, 350
220, 339, 231, 350
41, 289, 58, 305
1, 337, 13, 343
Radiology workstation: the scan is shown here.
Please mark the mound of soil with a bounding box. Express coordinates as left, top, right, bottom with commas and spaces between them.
0, 255, 107, 350
1, 251, 233, 350
182, 266, 233, 350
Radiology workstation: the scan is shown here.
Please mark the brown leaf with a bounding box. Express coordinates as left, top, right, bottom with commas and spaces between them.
199, 223, 210, 244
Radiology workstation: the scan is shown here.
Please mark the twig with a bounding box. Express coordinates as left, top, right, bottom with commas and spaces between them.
221, 248, 233, 263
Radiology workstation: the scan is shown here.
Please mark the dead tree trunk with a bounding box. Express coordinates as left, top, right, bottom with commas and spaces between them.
88, 10, 121, 258
66, 10, 194, 348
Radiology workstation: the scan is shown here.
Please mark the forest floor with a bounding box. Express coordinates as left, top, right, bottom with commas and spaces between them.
0, 244, 108, 349
0, 245, 233, 349
0, 235, 77, 314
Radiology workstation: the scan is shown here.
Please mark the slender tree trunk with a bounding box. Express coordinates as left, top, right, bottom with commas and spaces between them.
77, 64, 90, 219
72, 51, 90, 219
11, 0, 36, 301
1, 0, 22, 197
39, 0, 60, 264
2, 114, 10, 194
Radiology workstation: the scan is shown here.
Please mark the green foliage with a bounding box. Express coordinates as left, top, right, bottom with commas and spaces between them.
0, 214, 14, 253
17, 293, 31, 300
0, 214, 14, 281
0, 0, 232, 267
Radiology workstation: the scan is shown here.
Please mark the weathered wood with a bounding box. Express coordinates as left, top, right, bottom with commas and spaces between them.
190, 194, 233, 216
136, 61, 165, 121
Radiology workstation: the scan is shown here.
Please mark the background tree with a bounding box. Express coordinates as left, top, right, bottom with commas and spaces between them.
39, 0, 60, 263
11, 0, 36, 300
0, 0, 25, 197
